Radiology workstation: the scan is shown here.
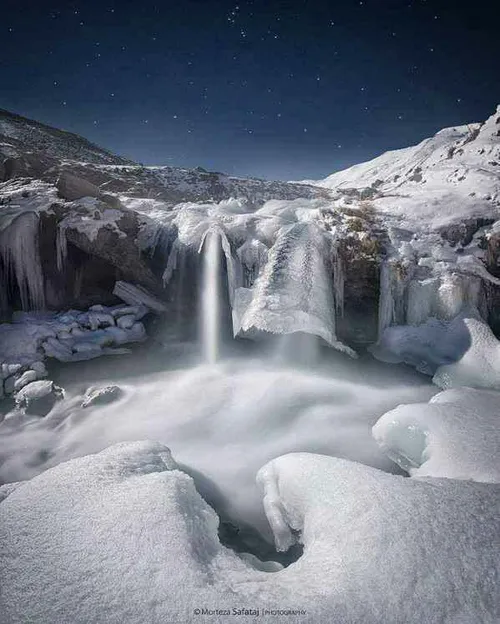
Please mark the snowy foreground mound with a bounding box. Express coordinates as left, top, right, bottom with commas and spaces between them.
1, 441, 499, 624
373, 387, 500, 483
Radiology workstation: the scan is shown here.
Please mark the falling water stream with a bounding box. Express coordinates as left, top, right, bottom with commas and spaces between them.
201, 228, 222, 365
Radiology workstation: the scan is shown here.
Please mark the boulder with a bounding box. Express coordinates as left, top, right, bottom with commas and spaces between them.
15, 380, 64, 416
56, 171, 101, 202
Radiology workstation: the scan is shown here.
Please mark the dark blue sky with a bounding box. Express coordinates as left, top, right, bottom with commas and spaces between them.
1, 0, 499, 180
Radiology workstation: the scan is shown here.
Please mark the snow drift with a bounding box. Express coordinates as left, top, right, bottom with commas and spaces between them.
1, 441, 498, 624
373, 387, 500, 482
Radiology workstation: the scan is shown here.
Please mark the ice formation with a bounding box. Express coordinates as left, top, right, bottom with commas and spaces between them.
1, 442, 498, 624
373, 387, 500, 483
0, 212, 45, 310
235, 222, 354, 355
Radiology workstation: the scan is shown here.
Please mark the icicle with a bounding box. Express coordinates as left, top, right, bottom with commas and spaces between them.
162, 238, 181, 286
436, 274, 466, 320
0, 212, 45, 311
406, 278, 438, 326
333, 248, 345, 318
378, 260, 394, 339
237, 239, 268, 288
56, 225, 68, 273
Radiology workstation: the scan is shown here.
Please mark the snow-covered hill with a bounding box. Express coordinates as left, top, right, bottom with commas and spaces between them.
0, 109, 131, 166
0, 109, 326, 206
305, 105, 500, 229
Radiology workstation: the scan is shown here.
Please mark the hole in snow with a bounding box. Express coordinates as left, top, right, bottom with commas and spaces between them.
179, 462, 303, 570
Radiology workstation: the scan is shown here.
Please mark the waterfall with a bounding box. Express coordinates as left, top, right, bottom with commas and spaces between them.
200, 228, 222, 364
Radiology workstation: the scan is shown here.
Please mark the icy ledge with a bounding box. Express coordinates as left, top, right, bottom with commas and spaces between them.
1, 441, 499, 624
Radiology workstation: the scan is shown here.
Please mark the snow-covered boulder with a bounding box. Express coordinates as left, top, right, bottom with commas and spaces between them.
1, 442, 498, 624
373, 387, 500, 482
373, 314, 500, 390
15, 379, 63, 416
257, 452, 500, 623
433, 318, 500, 390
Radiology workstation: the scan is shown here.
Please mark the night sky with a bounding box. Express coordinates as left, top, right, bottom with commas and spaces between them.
2, 0, 499, 181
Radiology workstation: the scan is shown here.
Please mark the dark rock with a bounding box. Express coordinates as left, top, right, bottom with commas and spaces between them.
438, 218, 496, 247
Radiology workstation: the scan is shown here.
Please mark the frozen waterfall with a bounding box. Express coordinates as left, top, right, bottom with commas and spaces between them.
0, 212, 45, 311
234, 222, 356, 357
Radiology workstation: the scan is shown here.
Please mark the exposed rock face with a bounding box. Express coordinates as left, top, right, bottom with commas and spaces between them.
438, 218, 496, 248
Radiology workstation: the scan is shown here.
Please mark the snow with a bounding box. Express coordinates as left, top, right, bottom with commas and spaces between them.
307, 106, 500, 231
373, 314, 500, 389
373, 387, 500, 483
0, 178, 59, 232
0, 303, 149, 399
1, 441, 498, 624
433, 317, 500, 390
57, 197, 127, 243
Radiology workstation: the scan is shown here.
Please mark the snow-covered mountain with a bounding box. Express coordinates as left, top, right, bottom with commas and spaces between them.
0, 109, 326, 206
304, 105, 500, 230
0, 109, 131, 165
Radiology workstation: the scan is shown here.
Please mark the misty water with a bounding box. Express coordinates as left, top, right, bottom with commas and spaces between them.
0, 339, 436, 541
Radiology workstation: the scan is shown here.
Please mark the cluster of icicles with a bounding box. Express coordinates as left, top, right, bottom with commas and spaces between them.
0, 204, 492, 362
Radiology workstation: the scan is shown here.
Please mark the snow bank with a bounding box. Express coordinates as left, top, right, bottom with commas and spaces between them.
0, 441, 285, 624
433, 318, 500, 390
2, 442, 498, 624
373, 387, 500, 482
258, 452, 500, 623
373, 315, 500, 390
